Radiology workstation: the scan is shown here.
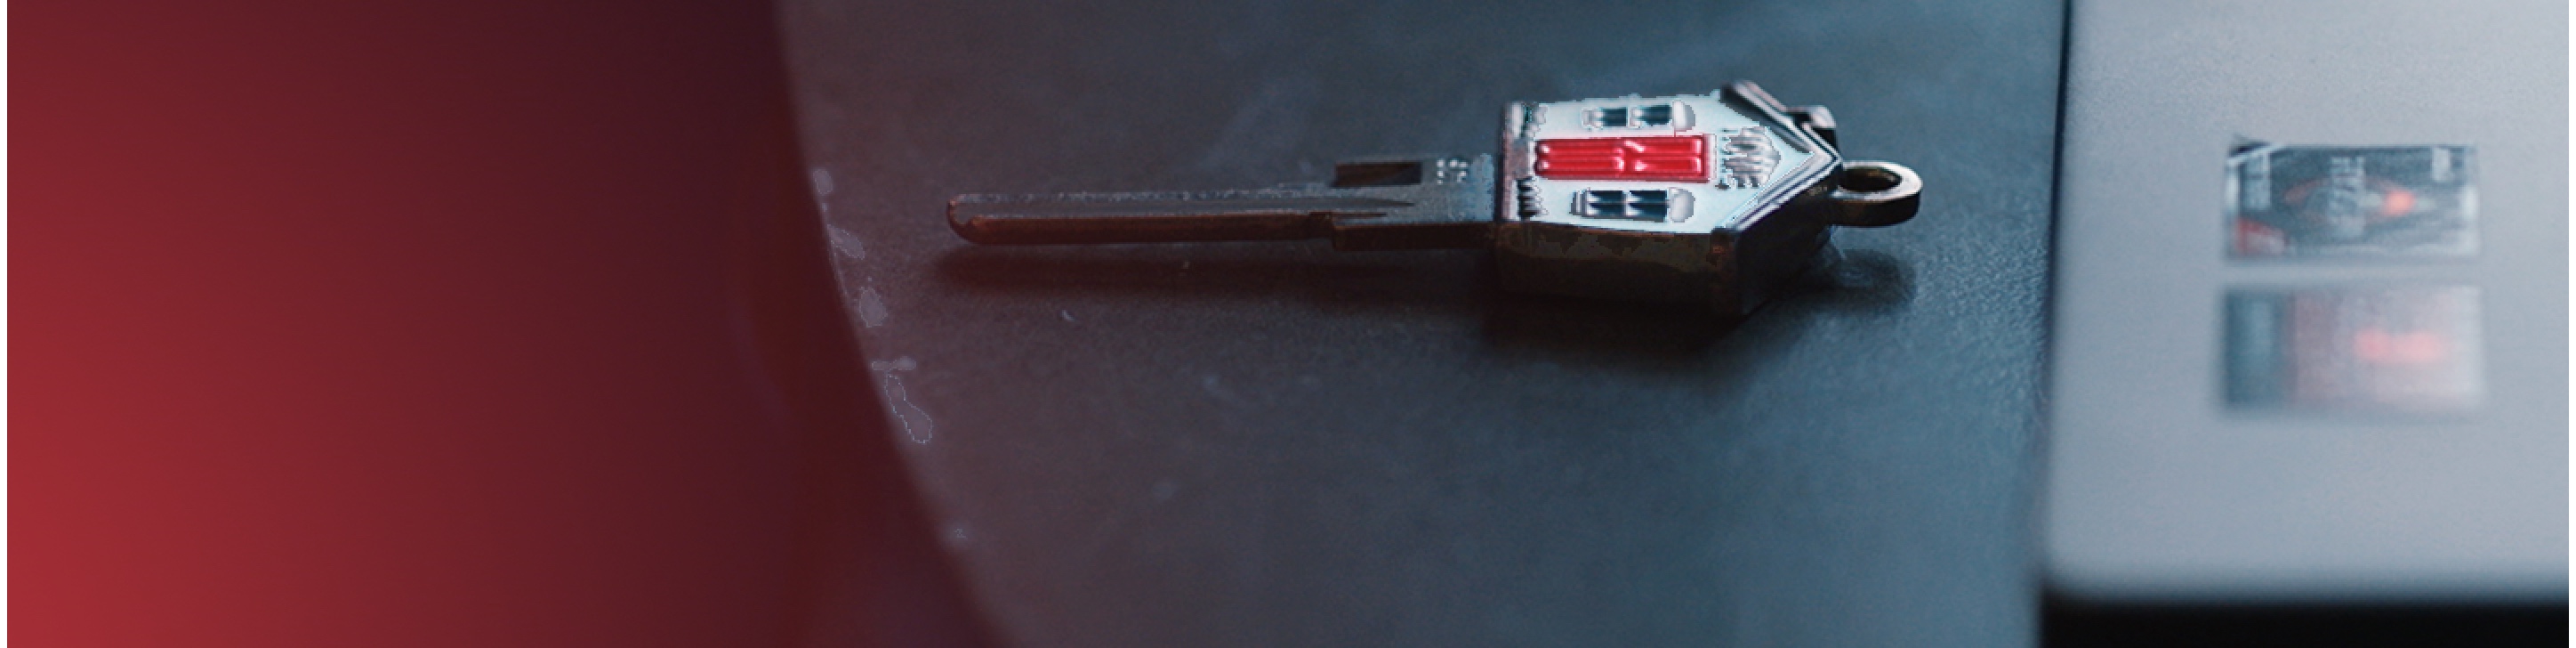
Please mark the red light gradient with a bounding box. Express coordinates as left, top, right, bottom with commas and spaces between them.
15, 1, 985, 645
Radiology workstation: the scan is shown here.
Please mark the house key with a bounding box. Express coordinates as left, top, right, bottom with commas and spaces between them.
947, 81, 1920, 314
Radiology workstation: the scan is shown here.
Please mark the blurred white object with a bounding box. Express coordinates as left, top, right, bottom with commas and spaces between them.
2046, 0, 2566, 602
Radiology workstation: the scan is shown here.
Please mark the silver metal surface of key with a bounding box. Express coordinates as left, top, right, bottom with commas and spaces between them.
947, 81, 1921, 314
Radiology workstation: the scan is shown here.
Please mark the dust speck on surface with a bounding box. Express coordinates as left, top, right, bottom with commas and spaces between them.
871, 357, 935, 443
1198, 375, 1251, 408
808, 167, 834, 196
855, 286, 890, 328
827, 225, 867, 261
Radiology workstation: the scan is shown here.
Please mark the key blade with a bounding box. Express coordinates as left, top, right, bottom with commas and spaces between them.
946, 156, 1498, 249
947, 190, 1412, 245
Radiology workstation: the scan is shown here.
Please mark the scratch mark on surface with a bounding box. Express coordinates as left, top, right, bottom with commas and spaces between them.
869, 357, 934, 443
1059, 310, 1077, 324
854, 286, 890, 328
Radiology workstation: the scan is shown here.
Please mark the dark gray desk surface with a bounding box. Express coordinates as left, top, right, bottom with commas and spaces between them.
781, 1, 2062, 644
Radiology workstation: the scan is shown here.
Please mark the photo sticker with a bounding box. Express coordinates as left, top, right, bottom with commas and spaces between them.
2224, 286, 2483, 411
2227, 142, 2477, 258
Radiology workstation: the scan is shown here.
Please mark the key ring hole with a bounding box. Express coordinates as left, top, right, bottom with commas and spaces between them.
1839, 166, 1904, 193
1826, 160, 1921, 227
1830, 160, 1920, 203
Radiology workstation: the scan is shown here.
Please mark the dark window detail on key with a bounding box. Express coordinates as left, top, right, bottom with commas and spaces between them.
1578, 189, 1673, 220
1535, 136, 1708, 182
1590, 105, 1673, 128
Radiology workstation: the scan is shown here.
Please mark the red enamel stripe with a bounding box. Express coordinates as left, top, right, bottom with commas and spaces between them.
1534, 136, 1708, 182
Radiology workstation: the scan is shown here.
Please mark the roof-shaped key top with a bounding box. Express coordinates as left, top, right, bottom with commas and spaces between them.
946, 81, 1920, 315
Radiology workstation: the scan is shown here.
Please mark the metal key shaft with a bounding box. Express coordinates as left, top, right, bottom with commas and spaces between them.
948, 157, 1498, 252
